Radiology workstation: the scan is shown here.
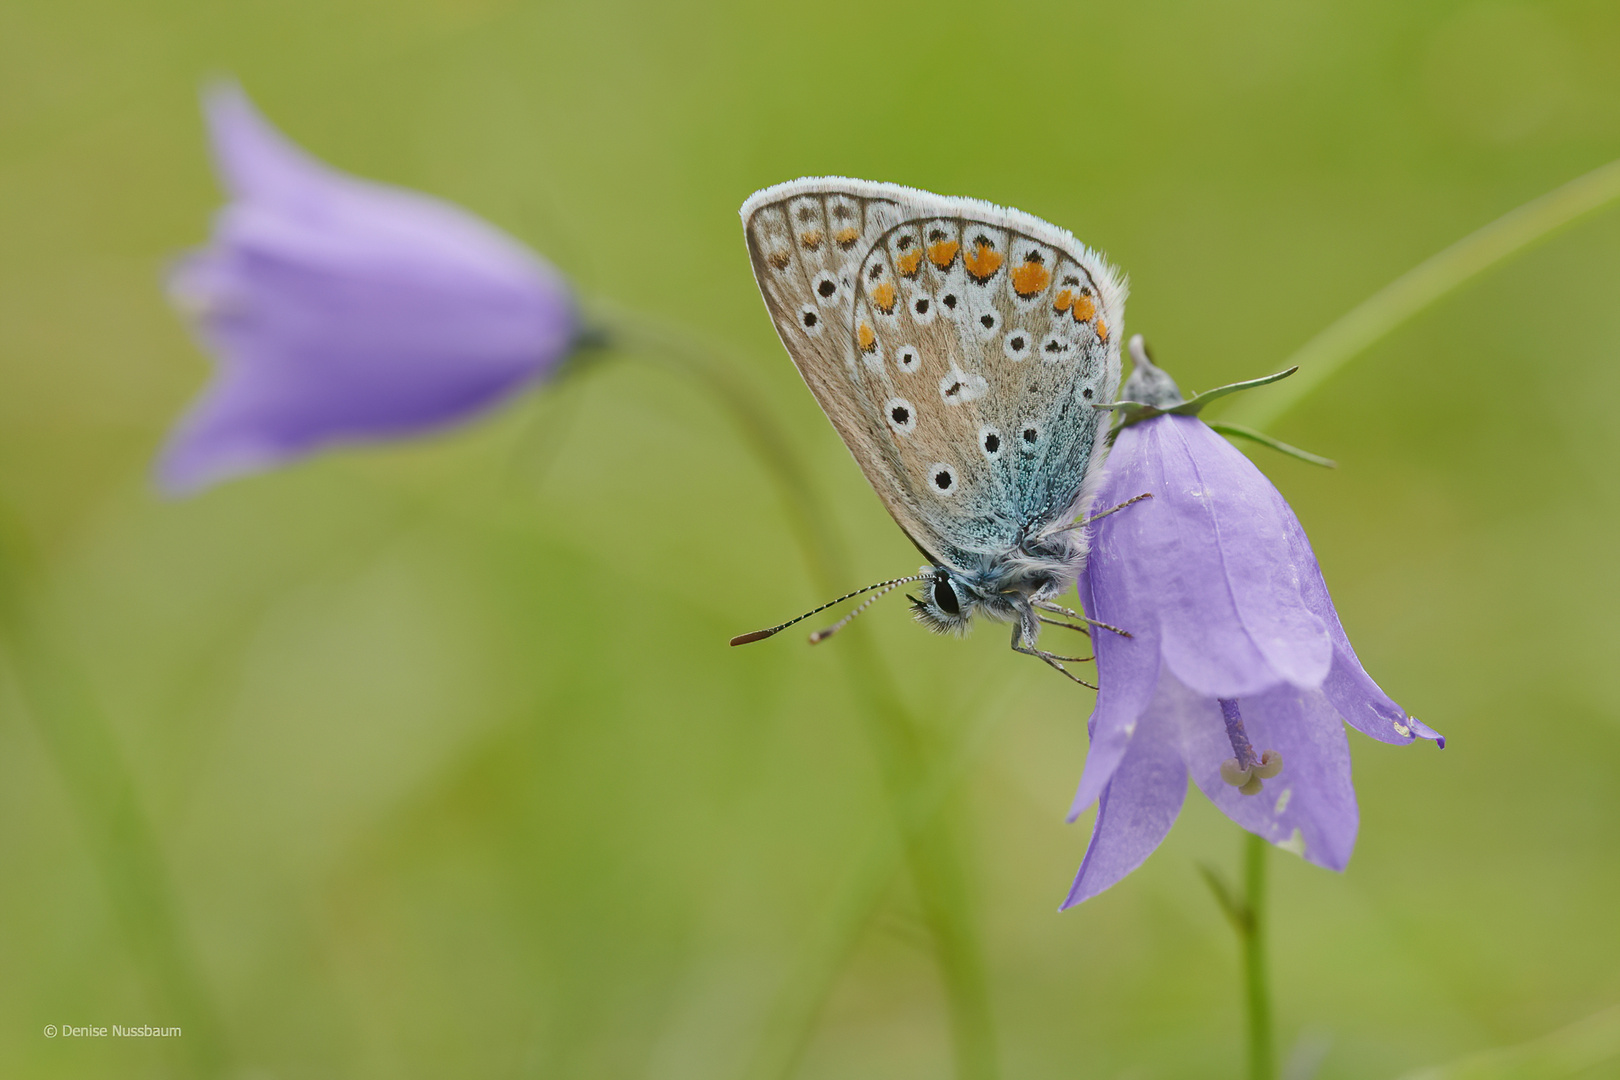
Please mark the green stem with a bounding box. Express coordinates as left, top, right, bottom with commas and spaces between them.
596, 304, 997, 1080
832, 617, 996, 1080
742, 698, 1009, 1079
0, 505, 223, 1077
1224, 155, 1620, 431
1244, 832, 1274, 1080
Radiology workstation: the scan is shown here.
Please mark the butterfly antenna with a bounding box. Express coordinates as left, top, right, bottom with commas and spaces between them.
808, 576, 920, 644
729, 574, 928, 646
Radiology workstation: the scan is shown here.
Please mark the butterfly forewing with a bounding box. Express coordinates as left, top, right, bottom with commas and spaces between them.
742, 177, 1124, 571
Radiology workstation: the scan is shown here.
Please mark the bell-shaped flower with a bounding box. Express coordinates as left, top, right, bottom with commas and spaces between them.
158, 84, 581, 493
1063, 340, 1441, 908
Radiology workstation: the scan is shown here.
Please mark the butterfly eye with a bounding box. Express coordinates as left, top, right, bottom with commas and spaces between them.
932, 576, 961, 616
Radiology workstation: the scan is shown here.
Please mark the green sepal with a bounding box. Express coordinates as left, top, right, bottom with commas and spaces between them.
1096, 365, 1334, 465
1098, 366, 1300, 427
1206, 422, 1337, 468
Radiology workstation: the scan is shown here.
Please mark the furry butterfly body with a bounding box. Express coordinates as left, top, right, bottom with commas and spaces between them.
737, 177, 1126, 676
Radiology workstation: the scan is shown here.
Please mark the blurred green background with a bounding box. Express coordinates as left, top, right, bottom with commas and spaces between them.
3, 1, 1619, 1077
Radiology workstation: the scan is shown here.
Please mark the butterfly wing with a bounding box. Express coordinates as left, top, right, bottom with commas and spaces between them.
741, 177, 1125, 572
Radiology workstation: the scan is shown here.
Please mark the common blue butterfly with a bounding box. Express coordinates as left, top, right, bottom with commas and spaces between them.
731, 178, 1128, 682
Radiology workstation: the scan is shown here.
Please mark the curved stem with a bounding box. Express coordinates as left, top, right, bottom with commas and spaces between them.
1225, 156, 1620, 431
1244, 831, 1274, 1080
589, 306, 846, 590
595, 303, 997, 1080
743, 696, 1010, 1080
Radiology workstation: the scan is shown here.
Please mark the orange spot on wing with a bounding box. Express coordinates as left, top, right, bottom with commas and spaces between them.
1070, 293, 1097, 323
962, 242, 1004, 282
871, 281, 897, 314
857, 322, 877, 352
927, 240, 960, 269
767, 250, 791, 270
1095, 318, 1109, 342
800, 229, 824, 250
896, 250, 924, 277
1052, 288, 1073, 313
835, 227, 860, 248
1011, 261, 1051, 298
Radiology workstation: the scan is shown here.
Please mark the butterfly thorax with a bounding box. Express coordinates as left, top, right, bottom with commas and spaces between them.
911, 528, 1084, 636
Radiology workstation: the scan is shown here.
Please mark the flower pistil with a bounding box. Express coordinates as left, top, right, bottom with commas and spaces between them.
1216, 698, 1283, 796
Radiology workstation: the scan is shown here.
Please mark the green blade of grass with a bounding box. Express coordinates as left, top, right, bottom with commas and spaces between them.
1394, 1004, 1620, 1080
1226, 157, 1620, 432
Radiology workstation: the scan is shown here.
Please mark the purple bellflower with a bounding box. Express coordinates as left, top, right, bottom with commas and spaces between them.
159, 84, 581, 494
1063, 339, 1441, 908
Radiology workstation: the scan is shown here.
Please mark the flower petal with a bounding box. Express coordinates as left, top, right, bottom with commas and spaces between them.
1061, 704, 1188, 908
1281, 509, 1443, 747
1168, 674, 1359, 871
204, 82, 343, 209
1068, 560, 1161, 819
157, 363, 303, 492
1144, 417, 1332, 695
206, 81, 551, 286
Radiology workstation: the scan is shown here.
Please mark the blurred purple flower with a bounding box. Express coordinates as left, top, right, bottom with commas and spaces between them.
1063, 347, 1441, 908
159, 84, 580, 493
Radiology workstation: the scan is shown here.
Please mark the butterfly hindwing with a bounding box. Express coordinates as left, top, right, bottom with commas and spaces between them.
742, 177, 1125, 571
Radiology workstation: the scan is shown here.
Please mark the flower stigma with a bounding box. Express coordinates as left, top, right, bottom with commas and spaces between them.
1216, 698, 1283, 796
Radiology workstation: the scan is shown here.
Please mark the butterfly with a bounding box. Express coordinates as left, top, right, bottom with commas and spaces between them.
730, 177, 1129, 682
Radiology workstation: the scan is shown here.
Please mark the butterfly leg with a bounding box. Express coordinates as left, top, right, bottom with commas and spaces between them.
1010, 622, 1098, 689
1035, 601, 1131, 638
1084, 492, 1153, 526
1025, 614, 1092, 657
1038, 615, 1093, 639
1047, 493, 1154, 539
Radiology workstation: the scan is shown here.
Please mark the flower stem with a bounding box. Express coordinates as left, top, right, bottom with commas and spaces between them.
1224, 155, 1620, 431
595, 304, 997, 1080
1243, 831, 1275, 1080
742, 699, 1009, 1079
